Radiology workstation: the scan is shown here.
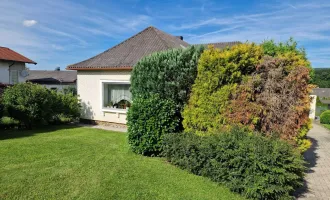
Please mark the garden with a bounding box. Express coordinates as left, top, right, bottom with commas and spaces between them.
0, 38, 317, 200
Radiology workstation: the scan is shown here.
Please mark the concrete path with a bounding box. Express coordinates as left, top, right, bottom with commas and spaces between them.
79, 124, 127, 133
296, 122, 330, 200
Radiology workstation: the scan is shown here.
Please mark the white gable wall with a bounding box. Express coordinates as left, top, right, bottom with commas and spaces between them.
77, 70, 131, 124
0, 60, 27, 84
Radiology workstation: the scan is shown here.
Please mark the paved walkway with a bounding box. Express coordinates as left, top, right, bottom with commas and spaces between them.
296, 122, 330, 200
79, 124, 127, 133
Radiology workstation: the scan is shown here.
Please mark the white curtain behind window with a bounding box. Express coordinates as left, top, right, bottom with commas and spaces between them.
108, 84, 131, 103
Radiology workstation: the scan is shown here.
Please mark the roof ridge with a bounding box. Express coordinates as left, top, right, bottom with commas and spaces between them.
150, 27, 171, 49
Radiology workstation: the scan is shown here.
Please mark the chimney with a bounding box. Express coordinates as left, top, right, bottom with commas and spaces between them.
176, 36, 183, 40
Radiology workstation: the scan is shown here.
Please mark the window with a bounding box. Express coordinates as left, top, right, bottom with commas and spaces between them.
102, 81, 132, 111
10, 70, 19, 84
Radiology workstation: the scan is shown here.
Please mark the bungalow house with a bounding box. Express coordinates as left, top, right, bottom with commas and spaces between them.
26, 69, 77, 92
67, 26, 239, 124
0, 47, 36, 85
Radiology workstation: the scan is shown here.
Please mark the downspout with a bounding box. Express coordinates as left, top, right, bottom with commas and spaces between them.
8, 61, 15, 84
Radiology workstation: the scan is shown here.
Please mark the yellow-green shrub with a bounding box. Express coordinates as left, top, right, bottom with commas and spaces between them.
182, 43, 263, 134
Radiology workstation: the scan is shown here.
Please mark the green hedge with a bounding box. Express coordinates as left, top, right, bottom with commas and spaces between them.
128, 46, 204, 155
162, 129, 305, 199
320, 110, 330, 124
127, 95, 180, 155
131, 45, 204, 108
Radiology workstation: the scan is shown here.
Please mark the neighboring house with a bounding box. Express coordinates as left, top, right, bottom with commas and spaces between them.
0, 47, 36, 84
67, 26, 239, 124
26, 70, 77, 91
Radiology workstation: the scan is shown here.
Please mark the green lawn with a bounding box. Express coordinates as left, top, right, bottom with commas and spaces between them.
0, 126, 243, 200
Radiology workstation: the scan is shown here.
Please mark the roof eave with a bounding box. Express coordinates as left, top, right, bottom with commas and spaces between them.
0, 58, 37, 65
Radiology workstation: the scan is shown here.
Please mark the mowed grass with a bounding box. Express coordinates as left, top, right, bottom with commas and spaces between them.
0, 126, 244, 200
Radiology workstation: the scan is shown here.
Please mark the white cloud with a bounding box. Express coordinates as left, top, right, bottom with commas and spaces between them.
23, 19, 37, 27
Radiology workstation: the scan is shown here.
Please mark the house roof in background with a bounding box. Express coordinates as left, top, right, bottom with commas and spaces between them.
26, 70, 77, 83
67, 26, 190, 70
0, 47, 37, 64
67, 26, 241, 71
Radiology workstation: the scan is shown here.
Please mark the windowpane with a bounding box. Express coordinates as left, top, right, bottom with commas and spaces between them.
10, 70, 19, 84
103, 83, 131, 109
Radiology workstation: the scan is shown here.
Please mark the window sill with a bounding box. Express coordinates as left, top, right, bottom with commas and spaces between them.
102, 108, 128, 114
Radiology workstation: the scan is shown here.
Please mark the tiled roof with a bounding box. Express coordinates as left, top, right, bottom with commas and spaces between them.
0, 47, 36, 64
67, 26, 189, 70
26, 70, 77, 83
67, 26, 241, 70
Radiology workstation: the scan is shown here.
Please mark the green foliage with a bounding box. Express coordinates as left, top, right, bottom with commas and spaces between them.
127, 95, 180, 155
63, 86, 77, 96
163, 129, 306, 199
261, 38, 314, 81
52, 92, 81, 123
131, 45, 204, 108
0, 117, 19, 129
183, 43, 263, 134
2, 83, 56, 128
313, 68, 330, 88
128, 46, 204, 155
295, 120, 312, 152
320, 110, 330, 124
1, 83, 80, 128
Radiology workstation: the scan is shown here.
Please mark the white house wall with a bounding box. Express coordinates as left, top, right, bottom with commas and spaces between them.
0, 60, 26, 84
77, 70, 131, 124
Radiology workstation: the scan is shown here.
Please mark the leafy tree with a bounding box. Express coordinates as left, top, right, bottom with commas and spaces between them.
312, 68, 330, 88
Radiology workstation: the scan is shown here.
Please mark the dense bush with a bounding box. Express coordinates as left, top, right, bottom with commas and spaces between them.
131, 45, 204, 108
127, 95, 180, 155
1, 83, 80, 128
2, 83, 55, 128
163, 129, 305, 199
128, 46, 204, 155
320, 110, 330, 124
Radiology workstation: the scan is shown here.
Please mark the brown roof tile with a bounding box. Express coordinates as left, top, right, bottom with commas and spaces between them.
0, 47, 36, 64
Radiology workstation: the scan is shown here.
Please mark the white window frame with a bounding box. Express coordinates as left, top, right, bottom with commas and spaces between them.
100, 80, 131, 114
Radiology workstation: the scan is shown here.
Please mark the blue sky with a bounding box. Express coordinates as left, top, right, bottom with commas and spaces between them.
1, 0, 330, 70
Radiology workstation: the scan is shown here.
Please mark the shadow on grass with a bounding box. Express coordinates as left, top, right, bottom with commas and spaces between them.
0, 125, 80, 140
294, 137, 319, 198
